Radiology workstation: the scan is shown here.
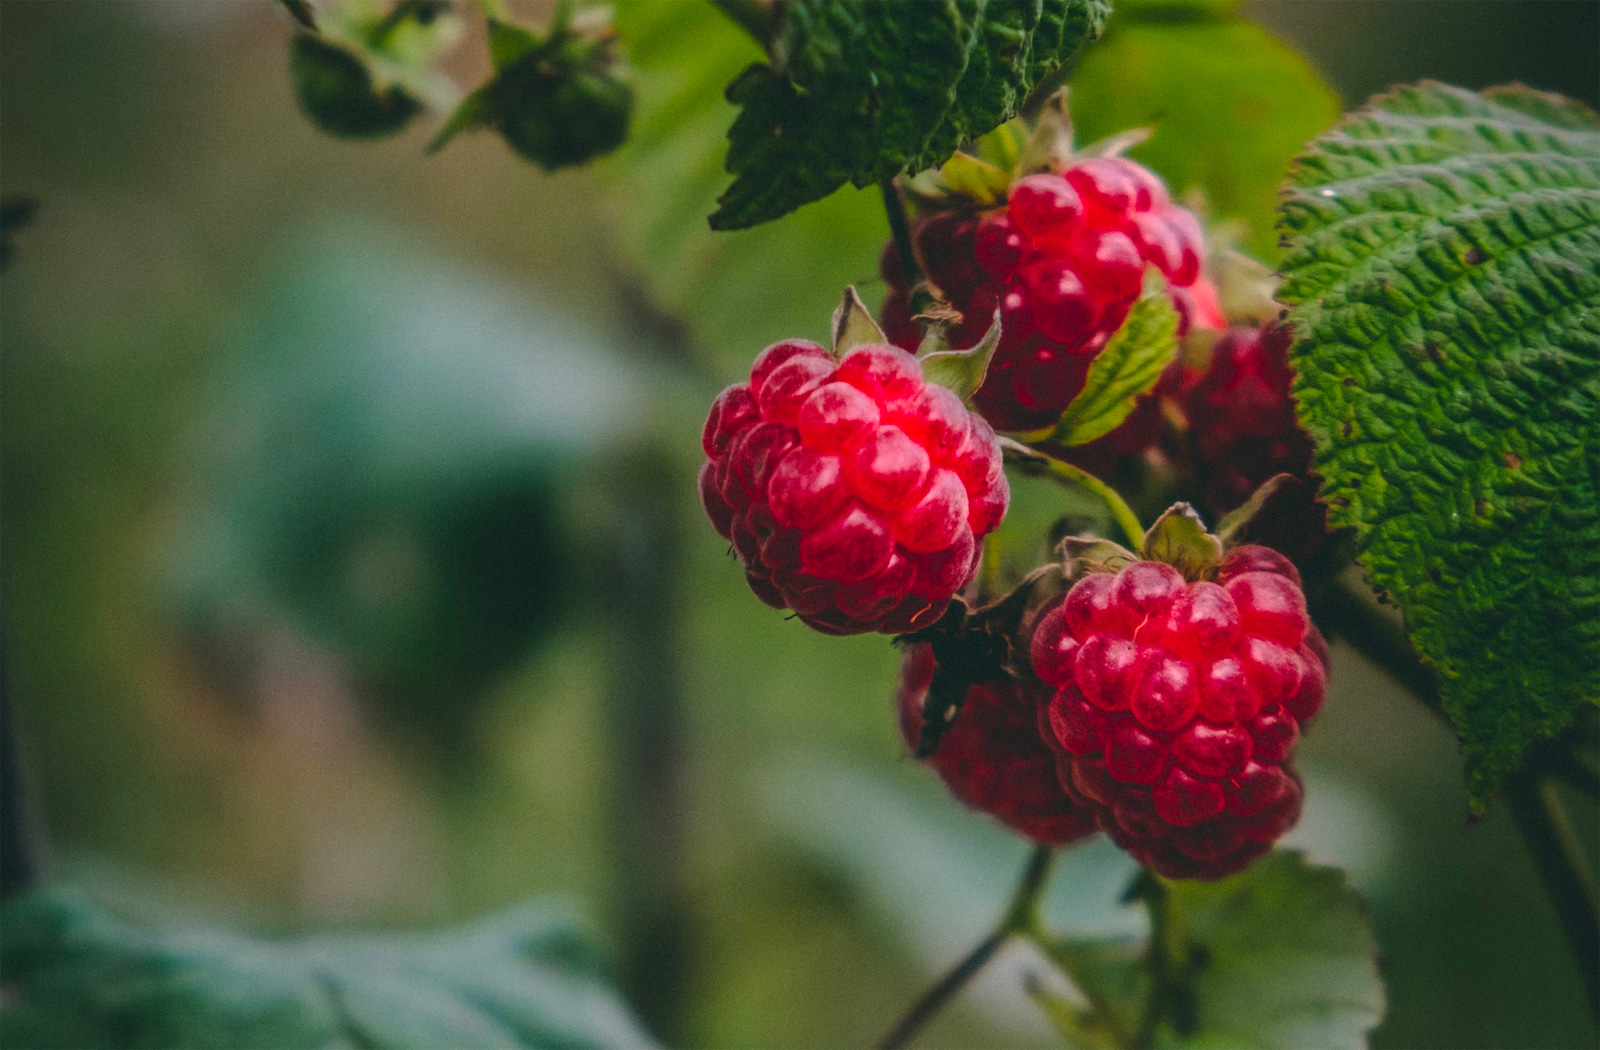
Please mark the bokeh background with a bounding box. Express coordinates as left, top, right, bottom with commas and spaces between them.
2, 1, 1597, 1047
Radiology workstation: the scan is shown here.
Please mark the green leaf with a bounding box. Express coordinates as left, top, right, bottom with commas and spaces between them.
1152, 852, 1385, 1049
603, 1, 889, 374
1141, 502, 1222, 580
0, 886, 655, 1049
1278, 81, 1600, 809
290, 32, 422, 139
1033, 291, 1179, 444
709, 0, 1110, 230
1068, 13, 1339, 260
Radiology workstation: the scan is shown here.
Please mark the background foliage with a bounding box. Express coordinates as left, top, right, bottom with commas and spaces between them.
1, 2, 1596, 1048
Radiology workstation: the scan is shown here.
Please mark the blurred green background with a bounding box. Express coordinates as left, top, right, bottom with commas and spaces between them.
2, 2, 1596, 1048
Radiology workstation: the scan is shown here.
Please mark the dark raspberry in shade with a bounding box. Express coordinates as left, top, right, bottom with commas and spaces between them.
1030, 544, 1329, 879
881, 155, 1225, 434
700, 340, 1009, 635
898, 643, 1098, 845
1184, 322, 1316, 514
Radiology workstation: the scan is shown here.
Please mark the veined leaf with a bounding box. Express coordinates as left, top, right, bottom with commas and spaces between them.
1278, 81, 1600, 809
710, 0, 1110, 230
1028, 291, 1179, 444
0, 886, 654, 1049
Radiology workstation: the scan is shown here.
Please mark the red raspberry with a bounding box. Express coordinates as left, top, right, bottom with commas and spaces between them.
699, 340, 1010, 635
1030, 545, 1329, 879
1183, 323, 1316, 514
881, 156, 1223, 433
897, 643, 1098, 845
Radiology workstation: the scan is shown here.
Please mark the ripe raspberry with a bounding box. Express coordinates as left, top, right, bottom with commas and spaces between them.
1031, 544, 1329, 879
1183, 323, 1315, 514
881, 156, 1223, 433
700, 340, 1009, 635
897, 643, 1098, 845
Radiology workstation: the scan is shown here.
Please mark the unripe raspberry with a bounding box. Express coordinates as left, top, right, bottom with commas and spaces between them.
700, 340, 1009, 634
898, 644, 1098, 845
1032, 544, 1328, 879
1184, 322, 1315, 514
881, 154, 1220, 434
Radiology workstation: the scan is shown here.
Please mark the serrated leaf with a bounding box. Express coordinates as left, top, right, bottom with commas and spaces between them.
1032, 292, 1179, 444
1152, 852, 1384, 1049
1141, 502, 1221, 580
1068, 13, 1338, 260
710, 0, 1110, 230
0, 886, 655, 1050
602, 1, 889, 374
919, 309, 1001, 401
1278, 81, 1600, 809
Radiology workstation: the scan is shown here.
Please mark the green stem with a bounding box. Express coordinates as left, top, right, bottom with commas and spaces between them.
874, 845, 1056, 1049
999, 438, 1145, 549
368, 0, 434, 47
709, 0, 775, 44
1133, 870, 1174, 1049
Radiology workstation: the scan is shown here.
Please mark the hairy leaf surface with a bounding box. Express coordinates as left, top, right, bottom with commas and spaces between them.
1278, 82, 1600, 808
711, 0, 1110, 230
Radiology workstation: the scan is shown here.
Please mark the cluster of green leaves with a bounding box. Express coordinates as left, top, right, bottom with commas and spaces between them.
0, 887, 655, 1049
1279, 81, 1600, 809
286, 0, 634, 170
711, 0, 1110, 229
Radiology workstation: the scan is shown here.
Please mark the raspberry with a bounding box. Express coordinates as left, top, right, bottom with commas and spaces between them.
1030, 544, 1329, 879
897, 644, 1097, 845
1183, 323, 1316, 514
700, 340, 1010, 635
881, 155, 1222, 433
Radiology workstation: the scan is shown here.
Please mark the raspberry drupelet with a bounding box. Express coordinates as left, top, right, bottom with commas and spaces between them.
897, 643, 1097, 845
1030, 544, 1328, 879
881, 155, 1223, 433
699, 340, 1009, 635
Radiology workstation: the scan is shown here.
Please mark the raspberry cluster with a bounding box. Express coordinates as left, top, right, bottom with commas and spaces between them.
881, 156, 1220, 433
1182, 322, 1315, 513
897, 644, 1097, 845
1030, 545, 1327, 879
700, 340, 1009, 635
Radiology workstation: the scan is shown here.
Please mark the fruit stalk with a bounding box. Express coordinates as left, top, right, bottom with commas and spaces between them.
1000, 438, 1144, 548
874, 845, 1057, 1049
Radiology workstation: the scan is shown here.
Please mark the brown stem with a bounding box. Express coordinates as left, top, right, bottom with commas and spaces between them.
879, 177, 924, 293
874, 845, 1056, 1049
1507, 774, 1599, 1024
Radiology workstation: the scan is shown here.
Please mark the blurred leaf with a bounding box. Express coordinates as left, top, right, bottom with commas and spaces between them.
0, 885, 654, 1049
290, 32, 422, 139
1068, 13, 1339, 259
168, 227, 651, 745
1279, 81, 1600, 809
1151, 852, 1385, 1048
1033, 291, 1178, 445
711, 0, 1110, 229
605, 0, 890, 374
0, 195, 39, 271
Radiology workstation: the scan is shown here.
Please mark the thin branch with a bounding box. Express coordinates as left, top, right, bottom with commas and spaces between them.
1507, 774, 1599, 1023
880, 176, 925, 292
874, 845, 1056, 1049
1000, 439, 1145, 550
1132, 870, 1173, 1049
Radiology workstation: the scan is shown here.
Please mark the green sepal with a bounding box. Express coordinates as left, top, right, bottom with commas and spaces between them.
426, 86, 488, 153
1060, 535, 1140, 579
1215, 472, 1300, 547
1015, 87, 1075, 176
487, 17, 543, 69
830, 286, 889, 357
918, 308, 1001, 402
1141, 502, 1222, 580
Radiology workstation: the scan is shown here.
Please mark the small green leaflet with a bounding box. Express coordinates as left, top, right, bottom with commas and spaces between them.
0, 886, 654, 1049
1279, 81, 1600, 810
1032, 853, 1384, 1050
1023, 291, 1179, 444
710, 0, 1110, 230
